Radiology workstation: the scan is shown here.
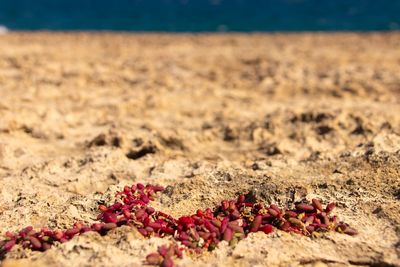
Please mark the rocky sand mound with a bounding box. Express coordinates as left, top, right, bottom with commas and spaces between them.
0, 33, 399, 266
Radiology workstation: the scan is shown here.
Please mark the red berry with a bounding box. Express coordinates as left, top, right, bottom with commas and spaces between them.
161, 257, 174, 267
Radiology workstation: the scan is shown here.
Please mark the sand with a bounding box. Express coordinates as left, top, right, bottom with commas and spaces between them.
0, 32, 399, 266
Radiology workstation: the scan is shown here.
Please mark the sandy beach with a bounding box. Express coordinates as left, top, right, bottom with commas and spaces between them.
0, 32, 399, 266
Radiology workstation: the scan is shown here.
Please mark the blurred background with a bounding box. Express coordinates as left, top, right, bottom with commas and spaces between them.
0, 0, 399, 32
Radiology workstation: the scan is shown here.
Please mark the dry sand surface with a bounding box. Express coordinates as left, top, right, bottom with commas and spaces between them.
0, 32, 399, 266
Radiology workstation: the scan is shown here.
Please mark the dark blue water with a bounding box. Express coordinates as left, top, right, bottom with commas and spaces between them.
0, 0, 399, 32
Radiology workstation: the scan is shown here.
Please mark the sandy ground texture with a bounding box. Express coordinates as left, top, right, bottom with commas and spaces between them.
0, 32, 399, 267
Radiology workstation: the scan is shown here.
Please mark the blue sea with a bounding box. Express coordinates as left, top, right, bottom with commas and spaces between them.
0, 0, 399, 32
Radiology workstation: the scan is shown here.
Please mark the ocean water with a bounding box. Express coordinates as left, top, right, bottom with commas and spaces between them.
0, 0, 399, 32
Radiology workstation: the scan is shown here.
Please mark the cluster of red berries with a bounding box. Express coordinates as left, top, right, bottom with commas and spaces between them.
0, 183, 357, 266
